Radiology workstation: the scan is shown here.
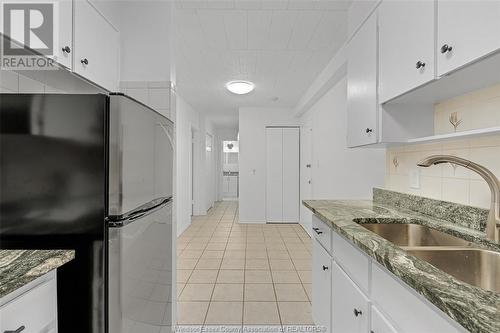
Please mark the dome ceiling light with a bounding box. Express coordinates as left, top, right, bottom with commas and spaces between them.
226, 80, 255, 95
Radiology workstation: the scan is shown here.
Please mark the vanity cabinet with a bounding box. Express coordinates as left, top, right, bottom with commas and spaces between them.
346, 13, 378, 147
378, 0, 435, 103
312, 239, 332, 332
73, 0, 119, 91
332, 261, 369, 333
437, 0, 500, 76
0, 271, 58, 333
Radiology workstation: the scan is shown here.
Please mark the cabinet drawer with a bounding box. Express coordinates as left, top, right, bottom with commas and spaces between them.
312, 215, 332, 254
0, 276, 57, 333
371, 263, 463, 333
331, 230, 370, 293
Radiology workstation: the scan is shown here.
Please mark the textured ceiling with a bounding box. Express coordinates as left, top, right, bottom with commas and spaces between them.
174, 0, 351, 128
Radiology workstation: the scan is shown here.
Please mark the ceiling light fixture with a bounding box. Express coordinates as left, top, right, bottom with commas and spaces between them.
226, 80, 255, 95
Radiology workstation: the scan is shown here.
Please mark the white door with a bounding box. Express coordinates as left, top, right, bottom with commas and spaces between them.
312, 240, 332, 332
347, 13, 378, 147
332, 261, 370, 333
73, 0, 119, 91
378, 0, 435, 103
282, 127, 300, 222
266, 128, 283, 222
437, 0, 500, 76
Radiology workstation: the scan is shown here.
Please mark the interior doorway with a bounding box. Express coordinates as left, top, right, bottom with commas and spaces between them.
222, 140, 239, 200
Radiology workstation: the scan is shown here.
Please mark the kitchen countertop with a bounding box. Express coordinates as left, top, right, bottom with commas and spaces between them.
0, 250, 75, 298
303, 190, 499, 333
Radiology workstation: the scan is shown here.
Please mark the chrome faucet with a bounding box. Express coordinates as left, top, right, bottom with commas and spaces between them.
417, 155, 500, 242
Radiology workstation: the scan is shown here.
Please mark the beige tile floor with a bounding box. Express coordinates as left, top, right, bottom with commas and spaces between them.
176, 201, 314, 331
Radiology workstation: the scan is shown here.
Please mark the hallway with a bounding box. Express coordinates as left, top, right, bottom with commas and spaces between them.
176, 201, 313, 330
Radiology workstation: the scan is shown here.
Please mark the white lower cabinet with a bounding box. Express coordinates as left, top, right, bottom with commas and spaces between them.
371, 306, 398, 333
332, 261, 369, 333
312, 239, 332, 332
0, 271, 58, 333
311, 220, 466, 333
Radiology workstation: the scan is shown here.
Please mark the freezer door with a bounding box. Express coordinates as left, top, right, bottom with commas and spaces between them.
108, 201, 173, 333
108, 94, 174, 218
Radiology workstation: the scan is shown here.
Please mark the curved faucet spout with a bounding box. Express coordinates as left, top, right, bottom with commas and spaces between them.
417, 155, 500, 242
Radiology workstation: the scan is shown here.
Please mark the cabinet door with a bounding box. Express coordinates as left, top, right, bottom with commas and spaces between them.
73, 0, 119, 91
266, 128, 283, 222
378, 0, 435, 103
332, 261, 369, 333
437, 0, 500, 76
371, 306, 398, 333
312, 240, 332, 332
347, 13, 378, 147
54, 0, 73, 68
282, 127, 299, 223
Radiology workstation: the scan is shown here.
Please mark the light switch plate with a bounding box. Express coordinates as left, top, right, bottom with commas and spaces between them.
410, 168, 421, 189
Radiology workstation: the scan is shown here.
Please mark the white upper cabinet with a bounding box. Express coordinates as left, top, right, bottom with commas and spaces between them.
347, 13, 378, 147
437, 0, 500, 76
378, 0, 435, 103
53, 0, 73, 69
74, 0, 119, 91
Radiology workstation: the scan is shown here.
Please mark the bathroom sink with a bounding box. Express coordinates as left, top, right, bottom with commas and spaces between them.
361, 223, 473, 247
406, 248, 500, 293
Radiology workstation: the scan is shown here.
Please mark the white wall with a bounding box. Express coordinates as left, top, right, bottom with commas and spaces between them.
94, 0, 174, 83
238, 107, 300, 223
175, 93, 216, 236
299, 77, 386, 233
386, 84, 500, 209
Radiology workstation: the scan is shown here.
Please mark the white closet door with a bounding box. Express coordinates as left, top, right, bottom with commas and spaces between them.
266, 128, 283, 222
282, 128, 300, 222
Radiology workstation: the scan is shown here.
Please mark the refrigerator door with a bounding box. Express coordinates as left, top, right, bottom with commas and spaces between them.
108, 200, 173, 333
0, 94, 108, 333
108, 94, 174, 219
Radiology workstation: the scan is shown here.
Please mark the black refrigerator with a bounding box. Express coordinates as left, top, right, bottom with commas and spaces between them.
0, 93, 174, 333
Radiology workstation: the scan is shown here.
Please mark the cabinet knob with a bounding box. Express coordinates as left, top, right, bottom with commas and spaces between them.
322, 265, 329, 271
353, 308, 363, 317
306, 164, 311, 168
313, 228, 323, 235
62, 46, 71, 53
81, 58, 89, 65
416, 60, 426, 69
4, 326, 26, 333
440, 44, 453, 54
365, 128, 373, 134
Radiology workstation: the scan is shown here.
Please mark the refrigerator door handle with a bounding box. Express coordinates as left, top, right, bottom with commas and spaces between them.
107, 196, 172, 227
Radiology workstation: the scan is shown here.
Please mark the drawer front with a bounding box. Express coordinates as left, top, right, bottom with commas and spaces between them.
371, 305, 398, 333
312, 215, 332, 254
312, 239, 332, 332
331, 230, 370, 293
0, 276, 57, 333
371, 264, 463, 333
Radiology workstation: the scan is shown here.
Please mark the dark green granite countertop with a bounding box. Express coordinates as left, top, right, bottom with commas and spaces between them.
0, 250, 75, 298
304, 190, 500, 333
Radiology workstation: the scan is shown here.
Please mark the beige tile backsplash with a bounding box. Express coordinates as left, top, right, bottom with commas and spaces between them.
386, 84, 500, 209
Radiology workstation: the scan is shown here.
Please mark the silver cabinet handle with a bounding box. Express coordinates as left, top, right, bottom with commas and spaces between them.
4, 326, 26, 333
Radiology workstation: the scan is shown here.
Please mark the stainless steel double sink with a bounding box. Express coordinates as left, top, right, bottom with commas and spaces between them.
360, 223, 500, 293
